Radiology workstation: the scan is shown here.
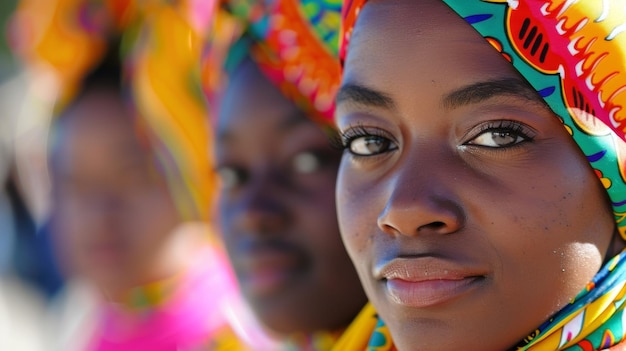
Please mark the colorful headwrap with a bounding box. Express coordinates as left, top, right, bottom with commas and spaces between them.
9, 0, 218, 220
336, 1, 626, 350
203, 0, 342, 128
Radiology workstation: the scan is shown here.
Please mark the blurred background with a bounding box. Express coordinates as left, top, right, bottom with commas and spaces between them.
0, 1, 64, 350
0, 0, 64, 297
0, 1, 348, 350
0, 1, 241, 350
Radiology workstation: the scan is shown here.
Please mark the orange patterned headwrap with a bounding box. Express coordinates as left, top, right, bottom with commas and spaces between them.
202, 0, 342, 128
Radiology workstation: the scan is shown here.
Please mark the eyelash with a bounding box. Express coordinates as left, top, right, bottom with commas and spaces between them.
464, 120, 536, 147
337, 119, 534, 160
338, 124, 398, 160
339, 124, 395, 147
339, 124, 371, 148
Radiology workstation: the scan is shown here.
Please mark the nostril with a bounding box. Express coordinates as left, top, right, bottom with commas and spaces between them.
418, 221, 446, 232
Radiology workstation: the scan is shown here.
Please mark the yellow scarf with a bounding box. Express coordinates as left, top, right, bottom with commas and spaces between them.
331, 303, 396, 351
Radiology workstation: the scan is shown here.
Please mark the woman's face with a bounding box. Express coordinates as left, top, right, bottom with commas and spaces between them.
216, 59, 366, 334
51, 89, 183, 295
336, 1, 618, 350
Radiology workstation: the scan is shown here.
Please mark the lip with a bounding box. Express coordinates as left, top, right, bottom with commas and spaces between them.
375, 256, 487, 308
235, 241, 305, 297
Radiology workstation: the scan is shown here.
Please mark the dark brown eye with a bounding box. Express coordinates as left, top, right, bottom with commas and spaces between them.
349, 135, 394, 156
466, 120, 534, 148
217, 167, 246, 189
292, 152, 320, 174
470, 131, 524, 147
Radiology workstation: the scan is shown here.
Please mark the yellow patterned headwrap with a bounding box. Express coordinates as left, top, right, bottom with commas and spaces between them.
10, 0, 218, 221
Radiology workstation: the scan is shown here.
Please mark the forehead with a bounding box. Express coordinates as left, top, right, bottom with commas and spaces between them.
343, 0, 520, 95
52, 90, 143, 167
217, 59, 314, 142
59, 89, 131, 134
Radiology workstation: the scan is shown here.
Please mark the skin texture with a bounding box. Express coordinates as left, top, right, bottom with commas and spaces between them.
216, 59, 367, 335
50, 88, 193, 299
335, 1, 625, 350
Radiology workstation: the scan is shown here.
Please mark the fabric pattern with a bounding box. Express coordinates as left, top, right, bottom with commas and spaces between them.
332, 303, 396, 351
204, 0, 342, 128
338, 1, 626, 350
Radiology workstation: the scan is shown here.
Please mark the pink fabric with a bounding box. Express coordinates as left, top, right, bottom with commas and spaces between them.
87, 245, 240, 351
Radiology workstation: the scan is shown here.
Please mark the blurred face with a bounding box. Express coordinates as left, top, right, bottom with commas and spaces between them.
216, 59, 366, 334
50, 88, 182, 294
336, 1, 621, 350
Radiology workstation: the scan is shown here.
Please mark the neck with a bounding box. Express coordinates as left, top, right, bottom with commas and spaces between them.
98, 222, 208, 306
100, 272, 183, 310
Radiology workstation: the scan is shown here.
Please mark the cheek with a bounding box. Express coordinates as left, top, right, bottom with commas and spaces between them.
298, 184, 341, 245
55, 215, 83, 260
482, 149, 612, 296
538, 165, 611, 272
125, 189, 180, 245
294, 167, 340, 215
57, 203, 90, 247
517, 155, 611, 247
336, 165, 379, 265
336, 168, 386, 308
217, 192, 237, 228
218, 207, 238, 250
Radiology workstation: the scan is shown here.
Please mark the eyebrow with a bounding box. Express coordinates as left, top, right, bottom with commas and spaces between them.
337, 78, 544, 113
336, 84, 396, 110
278, 110, 312, 131
442, 78, 544, 110
217, 110, 310, 143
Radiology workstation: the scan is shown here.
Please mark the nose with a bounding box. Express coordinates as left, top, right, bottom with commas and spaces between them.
79, 189, 123, 232
85, 190, 122, 216
231, 175, 289, 236
376, 157, 465, 237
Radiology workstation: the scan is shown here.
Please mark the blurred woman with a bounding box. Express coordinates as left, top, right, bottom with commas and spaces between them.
11, 1, 269, 350
205, 1, 368, 349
